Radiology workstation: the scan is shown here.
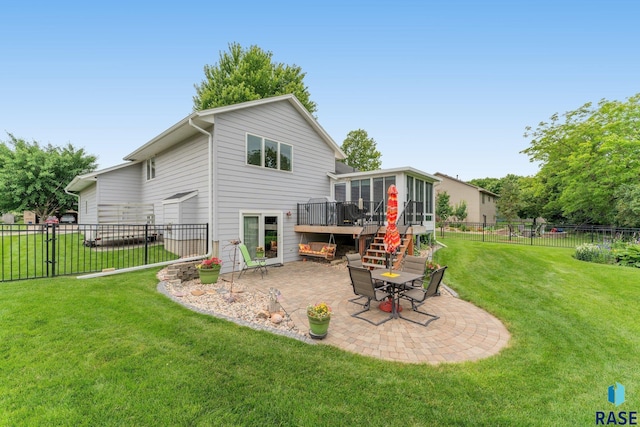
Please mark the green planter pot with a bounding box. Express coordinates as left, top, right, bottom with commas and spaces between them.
198, 268, 221, 284
308, 316, 331, 339
256, 251, 265, 258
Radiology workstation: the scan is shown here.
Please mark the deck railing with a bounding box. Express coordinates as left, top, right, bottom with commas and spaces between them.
296, 200, 429, 227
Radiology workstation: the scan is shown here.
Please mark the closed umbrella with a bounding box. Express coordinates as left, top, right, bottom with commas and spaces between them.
383, 184, 401, 261
380, 184, 402, 313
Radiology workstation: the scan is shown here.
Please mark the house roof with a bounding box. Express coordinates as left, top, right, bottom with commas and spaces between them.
162, 190, 198, 204
123, 94, 345, 162
65, 161, 142, 193
434, 172, 499, 197
334, 160, 359, 174
333, 166, 441, 183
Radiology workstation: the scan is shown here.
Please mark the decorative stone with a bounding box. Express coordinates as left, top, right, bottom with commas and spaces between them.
191, 289, 205, 296
159, 265, 305, 338
270, 313, 283, 324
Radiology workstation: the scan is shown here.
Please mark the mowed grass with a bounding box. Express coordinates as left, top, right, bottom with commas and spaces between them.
1, 239, 639, 426
1, 231, 178, 280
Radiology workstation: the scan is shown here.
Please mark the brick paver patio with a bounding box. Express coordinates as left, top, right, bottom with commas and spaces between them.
218, 260, 510, 365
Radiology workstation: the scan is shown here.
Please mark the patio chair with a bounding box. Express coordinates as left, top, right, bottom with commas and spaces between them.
347, 252, 387, 290
342, 203, 363, 225
398, 266, 447, 326
238, 244, 267, 278
347, 265, 393, 326
401, 255, 428, 288
345, 252, 363, 268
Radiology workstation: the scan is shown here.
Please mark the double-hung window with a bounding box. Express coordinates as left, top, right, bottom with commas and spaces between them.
246, 134, 293, 172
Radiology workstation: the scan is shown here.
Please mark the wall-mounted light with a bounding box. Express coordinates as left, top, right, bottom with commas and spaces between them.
286, 211, 292, 217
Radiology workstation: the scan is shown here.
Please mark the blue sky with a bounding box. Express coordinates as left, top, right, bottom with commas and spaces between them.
1, 0, 638, 181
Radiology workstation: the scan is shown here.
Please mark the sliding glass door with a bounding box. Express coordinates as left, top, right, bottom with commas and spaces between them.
241, 211, 282, 265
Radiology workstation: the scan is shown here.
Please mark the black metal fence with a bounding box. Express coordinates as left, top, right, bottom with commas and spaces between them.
438, 222, 640, 248
0, 223, 208, 282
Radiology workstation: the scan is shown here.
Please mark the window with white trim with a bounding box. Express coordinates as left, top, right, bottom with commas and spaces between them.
146, 157, 156, 181
246, 134, 292, 171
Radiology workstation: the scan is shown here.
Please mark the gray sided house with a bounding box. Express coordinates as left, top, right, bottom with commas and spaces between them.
66, 95, 344, 274
66, 94, 440, 274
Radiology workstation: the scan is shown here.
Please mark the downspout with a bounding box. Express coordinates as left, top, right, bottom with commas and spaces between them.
76, 118, 215, 279
188, 117, 216, 260
64, 188, 80, 212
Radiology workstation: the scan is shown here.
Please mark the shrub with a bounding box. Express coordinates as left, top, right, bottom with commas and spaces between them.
614, 243, 640, 268
574, 243, 615, 264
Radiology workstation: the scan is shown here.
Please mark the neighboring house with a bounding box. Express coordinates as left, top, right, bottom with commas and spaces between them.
434, 172, 498, 223
66, 94, 438, 273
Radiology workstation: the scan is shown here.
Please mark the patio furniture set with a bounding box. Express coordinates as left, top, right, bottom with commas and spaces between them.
347, 254, 447, 327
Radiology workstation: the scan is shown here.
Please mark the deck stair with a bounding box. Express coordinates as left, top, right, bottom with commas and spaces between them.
362, 227, 413, 270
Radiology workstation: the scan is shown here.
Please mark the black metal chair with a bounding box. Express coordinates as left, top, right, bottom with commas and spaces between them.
345, 253, 363, 268
343, 204, 363, 225
347, 265, 393, 326
398, 266, 447, 326
401, 255, 428, 288
347, 253, 386, 291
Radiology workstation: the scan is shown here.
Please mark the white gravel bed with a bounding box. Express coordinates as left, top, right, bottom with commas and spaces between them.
156, 271, 314, 343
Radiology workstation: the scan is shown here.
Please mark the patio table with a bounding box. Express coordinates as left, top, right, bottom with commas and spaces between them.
371, 270, 423, 319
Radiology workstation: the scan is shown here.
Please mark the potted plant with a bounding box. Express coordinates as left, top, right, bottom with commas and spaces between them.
255, 246, 265, 258
307, 302, 332, 339
196, 256, 223, 284
425, 261, 441, 281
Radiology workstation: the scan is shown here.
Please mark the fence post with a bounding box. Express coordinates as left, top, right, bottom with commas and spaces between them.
144, 224, 149, 265
45, 225, 50, 277
46, 224, 57, 277
530, 223, 534, 246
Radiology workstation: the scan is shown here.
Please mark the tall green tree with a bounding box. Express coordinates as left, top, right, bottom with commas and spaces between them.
341, 129, 382, 171
614, 184, 640, 228
435, 191, 453, 223
522, 94, 640, 225
0, 134, 97, 221
495, 178, 521, 223
452, 200, 468, 222
193, 42, 316, 114
516, 175, 545, 221
468, 177, 503, 195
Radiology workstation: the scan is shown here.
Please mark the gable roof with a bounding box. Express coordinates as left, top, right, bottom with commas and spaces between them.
335, 166, 441, 182
123, 94, 345, 162
65, 161, 142, 192
434, 172, 499, 197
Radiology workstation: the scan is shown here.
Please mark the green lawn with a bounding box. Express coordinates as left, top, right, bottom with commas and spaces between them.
1, 239, 638, 425
1, 232, 179, 280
